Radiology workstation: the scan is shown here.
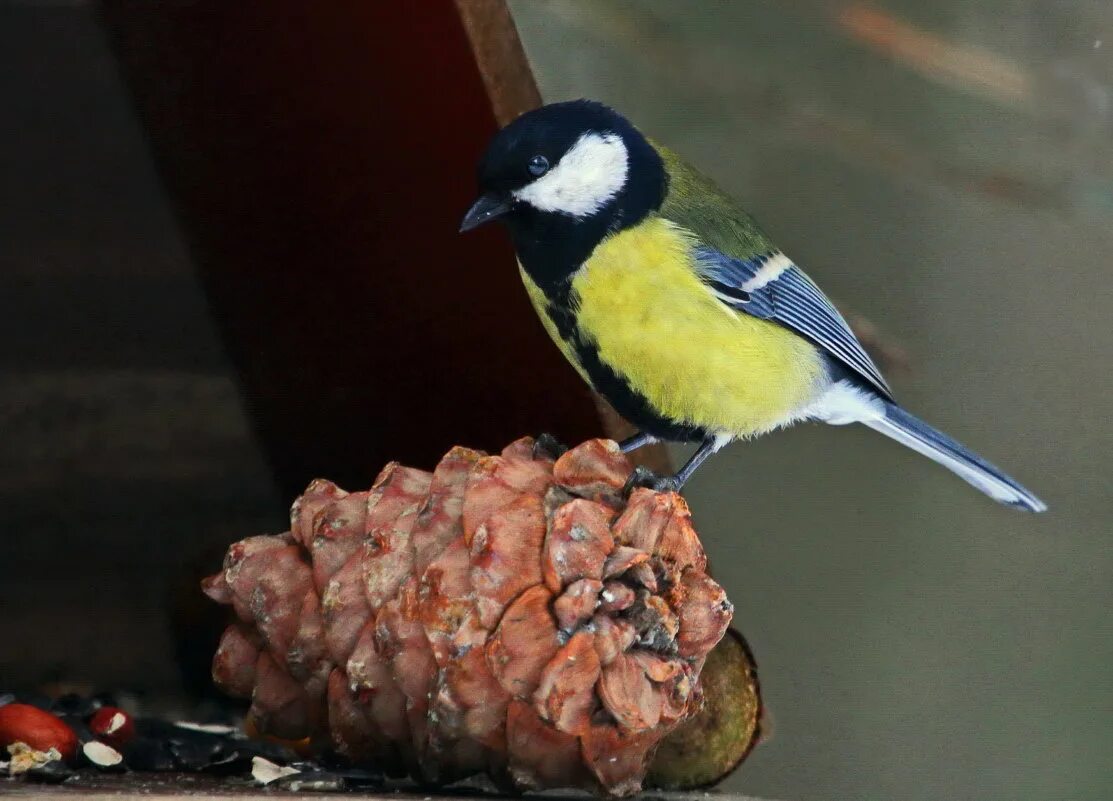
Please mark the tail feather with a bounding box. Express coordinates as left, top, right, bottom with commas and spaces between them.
862, 403, 1047, 512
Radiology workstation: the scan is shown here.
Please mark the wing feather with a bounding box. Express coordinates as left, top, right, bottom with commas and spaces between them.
695, 246, 894, 401
653, 144, 893, 400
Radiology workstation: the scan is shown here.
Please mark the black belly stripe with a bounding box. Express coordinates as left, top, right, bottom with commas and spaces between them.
542, 300, 707, 443
513, 221, 706, 444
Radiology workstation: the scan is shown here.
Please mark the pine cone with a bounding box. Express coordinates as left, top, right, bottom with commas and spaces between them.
203, 438, 735, 796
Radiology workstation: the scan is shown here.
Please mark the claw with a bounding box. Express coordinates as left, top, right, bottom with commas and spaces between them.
532, 432, 569, 461
622, 465, 681, 497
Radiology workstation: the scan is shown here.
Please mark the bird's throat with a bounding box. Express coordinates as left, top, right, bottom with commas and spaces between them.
509, 213, 609, 303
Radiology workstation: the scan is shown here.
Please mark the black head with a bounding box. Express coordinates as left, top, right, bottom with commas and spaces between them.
460, 101, 666, 280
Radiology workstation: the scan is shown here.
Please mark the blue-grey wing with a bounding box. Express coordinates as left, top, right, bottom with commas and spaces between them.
696, 247, 894, 401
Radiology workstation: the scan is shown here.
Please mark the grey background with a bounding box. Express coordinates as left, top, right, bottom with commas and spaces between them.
509, 1, 1111, 799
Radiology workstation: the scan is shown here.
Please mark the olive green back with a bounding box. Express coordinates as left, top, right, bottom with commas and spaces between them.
653, 143, 776, 262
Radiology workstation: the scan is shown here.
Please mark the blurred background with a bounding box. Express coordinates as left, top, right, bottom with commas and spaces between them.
1, 1, 1110, 799
509, 2, 1113, 798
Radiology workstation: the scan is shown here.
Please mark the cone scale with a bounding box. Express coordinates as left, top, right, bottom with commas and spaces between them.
204, 438, 739, 795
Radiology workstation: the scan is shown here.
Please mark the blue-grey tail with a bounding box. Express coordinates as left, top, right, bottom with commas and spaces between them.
861, 402, 1047, 512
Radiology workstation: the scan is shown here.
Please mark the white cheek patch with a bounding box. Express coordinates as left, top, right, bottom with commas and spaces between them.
513, 132, 629, 218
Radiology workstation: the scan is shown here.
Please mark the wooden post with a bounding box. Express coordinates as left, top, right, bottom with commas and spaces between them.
99, 1, 668, 497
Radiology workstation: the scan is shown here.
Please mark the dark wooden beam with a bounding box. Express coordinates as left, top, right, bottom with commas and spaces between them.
99, 1, 615, 497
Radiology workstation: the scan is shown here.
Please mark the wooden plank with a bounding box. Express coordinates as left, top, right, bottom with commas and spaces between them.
0, 771, 774, 799
454, 0, 542, 126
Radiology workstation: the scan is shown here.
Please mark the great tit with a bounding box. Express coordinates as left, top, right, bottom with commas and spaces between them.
461, 100, 1046, 512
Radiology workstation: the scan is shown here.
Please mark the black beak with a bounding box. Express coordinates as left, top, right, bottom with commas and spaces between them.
459, 193, 512, 232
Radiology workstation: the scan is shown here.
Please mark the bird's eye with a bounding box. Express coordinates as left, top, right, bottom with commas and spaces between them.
527, 155, 550, 177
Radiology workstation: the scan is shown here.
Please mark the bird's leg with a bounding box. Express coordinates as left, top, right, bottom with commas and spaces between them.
672, 436, 721, 486
617, 431, 659, 453
532, 432, 569, 460
622, 435, 723, 495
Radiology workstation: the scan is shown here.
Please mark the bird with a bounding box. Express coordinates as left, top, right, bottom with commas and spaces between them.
460, 99, 1046, 512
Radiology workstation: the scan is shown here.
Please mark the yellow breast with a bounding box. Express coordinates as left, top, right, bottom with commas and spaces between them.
569, 218, 826, 436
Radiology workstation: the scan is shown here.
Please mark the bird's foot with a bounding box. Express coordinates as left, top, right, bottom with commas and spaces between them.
623, 465, 681, 496
532, 432, 569, 461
